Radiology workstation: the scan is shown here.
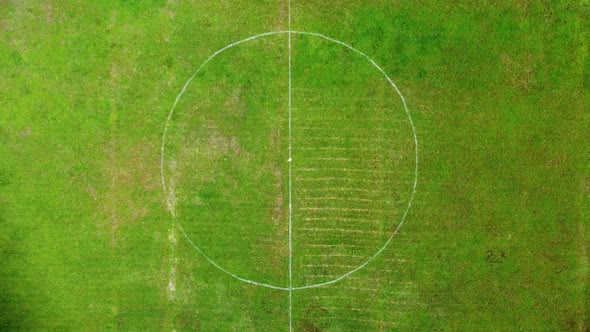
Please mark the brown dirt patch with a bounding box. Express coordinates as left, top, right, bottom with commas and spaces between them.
501, 52, 535, 91
100, 138, 160, 246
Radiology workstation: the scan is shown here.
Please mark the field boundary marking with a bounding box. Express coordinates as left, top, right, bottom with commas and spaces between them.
159, 30, 419, 292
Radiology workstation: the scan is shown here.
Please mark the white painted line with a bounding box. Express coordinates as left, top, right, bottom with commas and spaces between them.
299, 207, 375, 212
304, 253, 369, 259
298, 167, 398, 173
300, 196, 372, 202
297, 177, 397, 183
297, 147, 350, 150
304, 253, 368, 258
159, 30, 419, 293
304, 157, 357, 161
287, 3, 293, 331
298, 227, 380, 234
297, 126, 391, 132
298, 136, 388, 142
303, 217, 378, 223
296, 115, 393, 120
303, 264, 358, 268
299, 187, 387, 193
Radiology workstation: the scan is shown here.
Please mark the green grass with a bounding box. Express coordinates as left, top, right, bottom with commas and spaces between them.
1, 0, 589, 330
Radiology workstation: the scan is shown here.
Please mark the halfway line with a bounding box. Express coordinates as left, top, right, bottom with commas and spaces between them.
287, 1, 293, 332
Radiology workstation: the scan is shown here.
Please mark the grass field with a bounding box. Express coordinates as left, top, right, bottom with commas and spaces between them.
1, 0, 589, 330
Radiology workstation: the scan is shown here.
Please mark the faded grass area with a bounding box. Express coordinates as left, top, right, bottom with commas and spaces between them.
100, 139, 159, 246
1, 0, 588, 330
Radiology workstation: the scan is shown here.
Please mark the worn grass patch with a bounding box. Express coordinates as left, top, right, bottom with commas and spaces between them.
1, 0, 588, 330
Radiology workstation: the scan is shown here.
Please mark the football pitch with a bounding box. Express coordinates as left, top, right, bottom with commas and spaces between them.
1, 1, 589, 330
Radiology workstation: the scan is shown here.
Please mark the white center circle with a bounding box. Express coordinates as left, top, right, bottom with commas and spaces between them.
160, 31, 418, 291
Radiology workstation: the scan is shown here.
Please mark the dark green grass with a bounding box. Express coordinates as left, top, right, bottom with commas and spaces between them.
1, 0, 589, 330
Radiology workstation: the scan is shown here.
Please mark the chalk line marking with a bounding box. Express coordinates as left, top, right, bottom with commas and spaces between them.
288, 1, 293, 330
160, 30, 419, 292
